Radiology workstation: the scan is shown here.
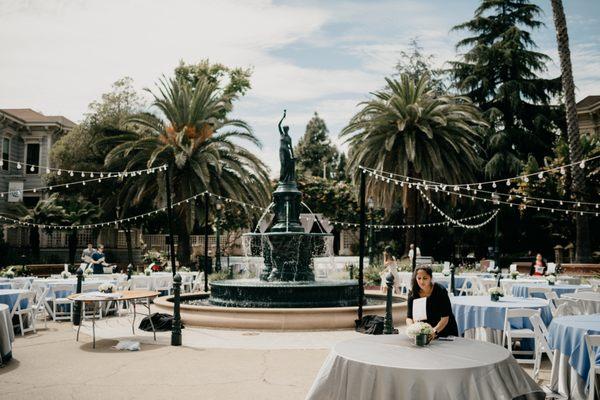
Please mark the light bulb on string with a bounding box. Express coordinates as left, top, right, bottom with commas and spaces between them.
45, 167, 50, 174
492, 182, 497, 188
524, 176, 529, 183
29, 165, 35, 172
16, 162, 21, 169
538, 172, 543, 179
580, 161, 585, 169
477, 184, 482, 190
81, 172, 85, 178
560, 167, 566, 175
506, 180, 511, 186
69, 171, 74, 177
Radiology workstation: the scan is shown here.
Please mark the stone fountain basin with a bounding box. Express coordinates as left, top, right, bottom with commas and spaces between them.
154, 291, 407, 331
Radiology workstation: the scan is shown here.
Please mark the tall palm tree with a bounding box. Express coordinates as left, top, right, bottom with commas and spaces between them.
341, 74, 487, 250
550, 0, 590, 262
103, 76, 270, 263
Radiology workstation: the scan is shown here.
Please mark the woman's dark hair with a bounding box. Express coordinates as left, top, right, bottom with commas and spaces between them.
410, 265, 433, 298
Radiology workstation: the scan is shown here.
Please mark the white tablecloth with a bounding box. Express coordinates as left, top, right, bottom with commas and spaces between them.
0, 303, 14, 363
562, 291, 600, 314
306, 335, 544, 400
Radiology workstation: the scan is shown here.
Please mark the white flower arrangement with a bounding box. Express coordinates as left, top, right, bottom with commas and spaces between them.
510, 271, 519, 279
98, 283, 115, 293
488, 287, 504, 296
546, 275, 556, 283
3, 270, 15, 279
442, 269, 450, 276
61, 271, 71, 279
406, 322, 434, 338
84, 267, 93, 275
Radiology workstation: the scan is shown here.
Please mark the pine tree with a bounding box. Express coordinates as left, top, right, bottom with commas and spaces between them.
295, 112, 339, 178
450, 0, 564, 178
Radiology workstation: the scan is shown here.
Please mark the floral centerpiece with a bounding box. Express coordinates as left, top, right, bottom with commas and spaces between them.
2, 269, 15, 279
98, 283, 115, 294
60, 271, 71, 279
546, 274, 556, 286
143, 249, 167, 272
179, 266, 191, 272
488, 287, 504, 302
84, 267, 93, 276
510, 271, 519, 280
406, 322, 434, 346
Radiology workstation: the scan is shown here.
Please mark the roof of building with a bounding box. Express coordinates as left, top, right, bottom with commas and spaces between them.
576, 96, 600, 110
0, 108, 76, 128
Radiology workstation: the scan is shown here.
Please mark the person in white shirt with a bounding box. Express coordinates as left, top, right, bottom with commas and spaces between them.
408, 243, 421, 263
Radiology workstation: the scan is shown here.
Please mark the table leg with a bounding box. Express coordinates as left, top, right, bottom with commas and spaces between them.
132, 302, 136, 335
92, 302, 96, 349
147, 298, 156, 341
76, 301, 83, 342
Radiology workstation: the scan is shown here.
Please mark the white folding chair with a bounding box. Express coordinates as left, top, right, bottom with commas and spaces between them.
11, 291, 37, 336
32, 285, 50, 329
577, 287, 594, 293
131, 276, 152, 291
81, 282, 103, 319
154, 276, 173, 296
502, 308, 540, 365
458, 277, 476, 296
192, 272, 206, 292
544, 291, 559, 317
11, 280, 31, 290
49, 284, 74, 321
528, 287, 552, 299
181, 274, 194, 293
554, 299, 583, 317
585, 335, 600, 400
528, 313, 554, 379
589, 279, 600, 292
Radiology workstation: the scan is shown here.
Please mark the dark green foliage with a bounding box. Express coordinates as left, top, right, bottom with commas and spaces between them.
295, 112, 339, 178
449, 0, 564, 178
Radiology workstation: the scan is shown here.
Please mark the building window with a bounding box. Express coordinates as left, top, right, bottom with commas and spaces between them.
25, 143, 40, 174
1, 137, 8, 171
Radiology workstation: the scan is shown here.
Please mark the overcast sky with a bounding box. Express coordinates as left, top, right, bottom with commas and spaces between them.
1, 0, 599, 175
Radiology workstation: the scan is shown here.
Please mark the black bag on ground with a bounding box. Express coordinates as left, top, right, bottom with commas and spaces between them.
139, 313, 184, 332
355, 315, 384, 335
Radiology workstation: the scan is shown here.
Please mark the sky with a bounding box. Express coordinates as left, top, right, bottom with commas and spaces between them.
1, 0, 599, 176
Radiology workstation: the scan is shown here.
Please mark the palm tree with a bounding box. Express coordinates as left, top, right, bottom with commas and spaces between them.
10, 194, 67, 261
341, 74, 487, 250
550, 0, 591, 262
102, 75, 270, 264
60, 197, 102, 267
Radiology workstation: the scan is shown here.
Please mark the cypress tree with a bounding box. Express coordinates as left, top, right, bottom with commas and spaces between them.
295, 112, 339, 178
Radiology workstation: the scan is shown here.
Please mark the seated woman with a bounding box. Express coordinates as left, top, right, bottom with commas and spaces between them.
529, 253, 547, 276
406, 265, 458, 338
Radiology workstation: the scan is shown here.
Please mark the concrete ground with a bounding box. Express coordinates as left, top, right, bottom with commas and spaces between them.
0, 314, 553, 400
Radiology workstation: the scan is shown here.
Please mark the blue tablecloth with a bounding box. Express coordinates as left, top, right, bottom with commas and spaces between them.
0, 283, 12, 290
0, 289, 29, 311
451, 296, 552, 335
436, 277, 468, 290
548, 314, 600, 385
512, 284, 583, 298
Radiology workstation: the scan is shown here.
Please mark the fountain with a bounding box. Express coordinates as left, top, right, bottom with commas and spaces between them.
154, 110, 406, 329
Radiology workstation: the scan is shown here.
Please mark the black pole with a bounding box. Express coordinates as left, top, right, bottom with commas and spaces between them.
494, 209, 500, 263
368, 210, 374, 265
450, 263, 456, 296
203, 192, 210, 292
72, 268, 83, 326
412, 186, 418, 272
171, 273, 182, 346
165, 168, 182, 346
357, 170, 366, 326
383, 272, 396, 334
215, 206, 221, 272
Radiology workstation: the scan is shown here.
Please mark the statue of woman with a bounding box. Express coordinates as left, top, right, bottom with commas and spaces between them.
278, 110, 296, 182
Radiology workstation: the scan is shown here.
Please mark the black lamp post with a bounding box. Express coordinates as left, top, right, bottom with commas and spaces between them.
367, 197, 375, 265
215, 200, 222, 272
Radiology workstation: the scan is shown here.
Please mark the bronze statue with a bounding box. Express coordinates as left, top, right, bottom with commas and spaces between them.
278, 110, 296, 183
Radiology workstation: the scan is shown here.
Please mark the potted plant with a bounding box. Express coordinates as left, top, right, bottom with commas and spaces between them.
406, 322, 434, 346
488, 287, 504, 302
144, 267, 152, 276
60, 270, 71, 279
2, 269, 15, 279
546, 274, 556, 286
510, 271, 519, 280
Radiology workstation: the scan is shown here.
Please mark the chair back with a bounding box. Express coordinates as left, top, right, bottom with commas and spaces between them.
529, 313, 550, 340
576, 287, 594, 293
555, 299, 583, 316
11, 280, 31, 290
546, 263, 556, 274
11, 291, 36, 316
154, 276, 173, 291
34, 286, 50, 309
131, 276, 151, 290
585, 335, 600, 371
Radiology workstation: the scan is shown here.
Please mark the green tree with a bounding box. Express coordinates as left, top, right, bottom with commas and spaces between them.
394, 38, 446, 93
295, 112, 339, 178
450, 0, 563, 178
341, 74, 487, 250
60, 197, 102, 267
103, 74, 270, 264
550, 0, 591, 262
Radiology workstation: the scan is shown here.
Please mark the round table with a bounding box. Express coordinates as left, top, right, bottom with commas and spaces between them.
451, 296, 551, 344
305, 335, 544, 399
0, 303, 14, 365
562, 292, 600, 314
0, 289, 30, 311
548, 315, 600, 399
68, 290, 159, 348
511, 283, 585, 298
